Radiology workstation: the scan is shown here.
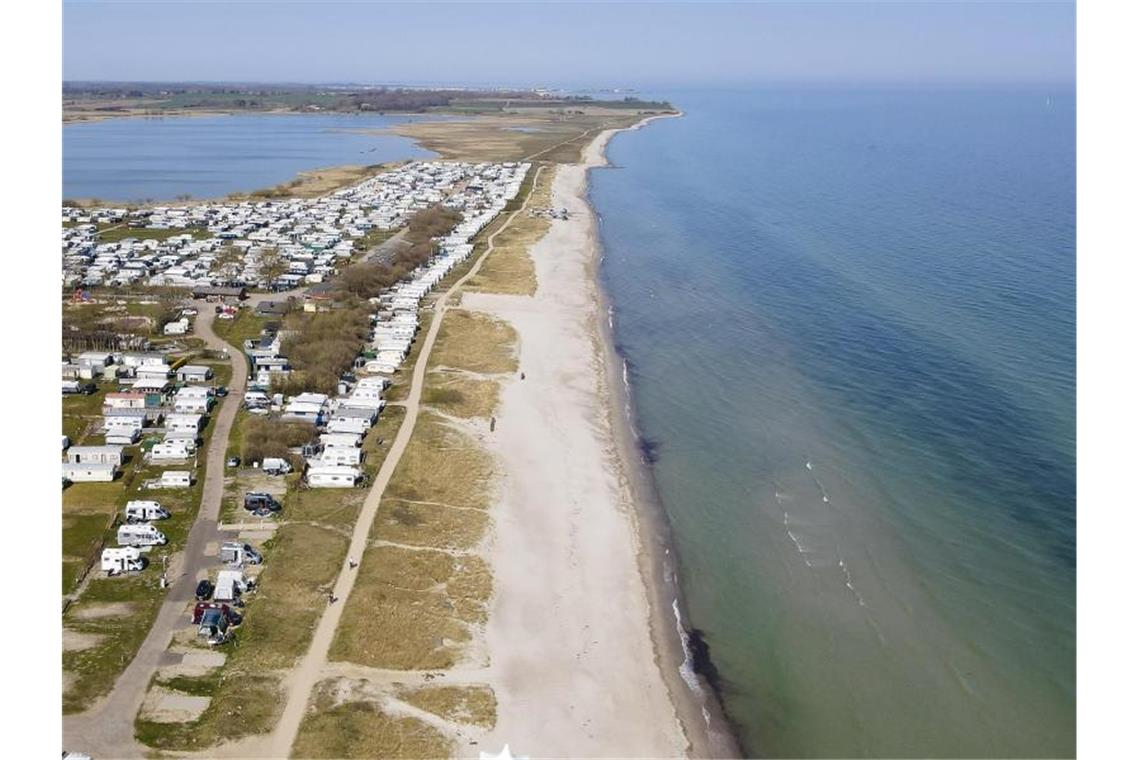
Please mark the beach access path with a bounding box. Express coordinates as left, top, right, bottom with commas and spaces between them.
63, 305, 250, 759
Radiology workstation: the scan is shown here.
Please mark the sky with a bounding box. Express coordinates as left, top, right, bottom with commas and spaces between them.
63, 1, 1075, 88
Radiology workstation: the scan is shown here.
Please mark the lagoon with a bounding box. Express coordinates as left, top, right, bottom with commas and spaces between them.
62, 112, 438, 203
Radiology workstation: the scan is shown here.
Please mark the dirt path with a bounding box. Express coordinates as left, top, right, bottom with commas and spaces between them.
63, 305, 249, 759
265, 166, 546, 758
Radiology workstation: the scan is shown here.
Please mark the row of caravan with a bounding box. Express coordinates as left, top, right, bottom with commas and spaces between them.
302, 163, 530, 489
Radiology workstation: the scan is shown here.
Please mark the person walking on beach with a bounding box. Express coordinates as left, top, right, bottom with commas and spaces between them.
490, 416, 496, 432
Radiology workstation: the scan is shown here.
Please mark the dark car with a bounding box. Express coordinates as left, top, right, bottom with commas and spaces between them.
244, 492, 281, 514
81, 383, 97, 395
215, 386, 229, 397
215, 305, 224, 314
195, 579, 214, 601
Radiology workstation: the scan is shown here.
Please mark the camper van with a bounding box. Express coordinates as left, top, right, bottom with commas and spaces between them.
117, 523, 167, 548
101, 547, 144, 574
261, 457, 292, 476
219, 541, 263, 566
213, 569, 253, 603
124, 500, 170, 523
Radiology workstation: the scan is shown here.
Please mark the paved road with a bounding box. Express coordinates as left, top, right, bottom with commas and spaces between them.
63, 304, 249, 758
267, 166, 547, 757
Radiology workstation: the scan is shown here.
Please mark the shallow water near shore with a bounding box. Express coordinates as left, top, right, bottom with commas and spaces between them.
592, 87, 1074, 757
63, 112, 438, 202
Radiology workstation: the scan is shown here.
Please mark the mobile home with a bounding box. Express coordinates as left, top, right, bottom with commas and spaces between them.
306, 464, 361, 488
62, 462, 117, 483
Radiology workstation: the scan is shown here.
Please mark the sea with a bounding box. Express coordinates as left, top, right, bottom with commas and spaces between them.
591, 87, 1075, 758
63, 112, 438, 202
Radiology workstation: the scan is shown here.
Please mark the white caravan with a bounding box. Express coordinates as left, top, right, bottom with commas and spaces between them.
124, 500, 170, 523
117, 523, 167, 547
101, 547, 145, 573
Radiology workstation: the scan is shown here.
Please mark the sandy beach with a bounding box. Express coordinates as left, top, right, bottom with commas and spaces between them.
461, 120, 706, 758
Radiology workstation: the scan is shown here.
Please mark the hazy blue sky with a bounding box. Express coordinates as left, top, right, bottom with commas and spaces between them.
63, 1, 1075, 87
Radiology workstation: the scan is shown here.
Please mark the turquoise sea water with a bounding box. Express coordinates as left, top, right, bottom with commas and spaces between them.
592, 88, 1075, 757
63, 113, 437, 202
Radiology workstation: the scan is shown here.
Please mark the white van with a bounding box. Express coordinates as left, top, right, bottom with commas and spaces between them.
117, 523, 167, 547
102, 547, 144, 574
213, 569, 253, 602
261, 457, 292, 475
124, 500, 169, 523
219, 541, 262, 566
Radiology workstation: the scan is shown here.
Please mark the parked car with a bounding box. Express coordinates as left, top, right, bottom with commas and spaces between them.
192, 601, 243, 627
215, 386, 229, 397
226, 456, 241, 468
244, 492, 281, 515
214, 305, 224, 314
195, 579, 214, 601
197, 607, 230, 645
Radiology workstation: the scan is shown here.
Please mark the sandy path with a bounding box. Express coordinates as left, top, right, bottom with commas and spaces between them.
460, 133, 688, 757
63, 305, 249, 758
264, 167, 548, 758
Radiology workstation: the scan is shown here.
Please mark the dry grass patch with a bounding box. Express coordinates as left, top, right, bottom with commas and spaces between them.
424, 372, 502, 419
432, 309, 518, 375
375, 498, 489, 552
385, 413, 494, 511
397, 685, 497, 729
330, 545, 490, 669
284, 485, 362, 531
135, 672, 283, 750
389, 111, 647, 163
293, 680, 453, 760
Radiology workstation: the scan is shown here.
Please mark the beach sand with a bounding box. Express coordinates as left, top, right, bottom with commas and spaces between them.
461, 122, 697, 758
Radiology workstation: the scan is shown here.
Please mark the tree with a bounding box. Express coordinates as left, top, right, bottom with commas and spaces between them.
214, 244, 245, 284
257, 248, 288, 289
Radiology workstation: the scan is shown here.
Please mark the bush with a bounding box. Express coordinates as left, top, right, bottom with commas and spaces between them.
241, 418, 315, 466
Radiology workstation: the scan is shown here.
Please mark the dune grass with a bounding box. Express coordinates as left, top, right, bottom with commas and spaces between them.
423, 372, 502, 419
396, 684, 498, 729
329, 544, 490, 670
292, 679, 452, 759
431, 309, 518, 376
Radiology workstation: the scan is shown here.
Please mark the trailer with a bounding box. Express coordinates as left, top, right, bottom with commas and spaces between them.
117, 523, 167, 547
147, 470, 192, 489
101, 547, 144, 574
